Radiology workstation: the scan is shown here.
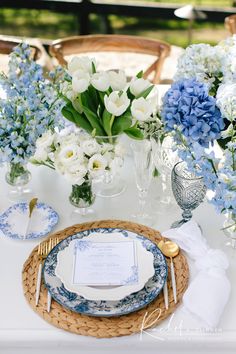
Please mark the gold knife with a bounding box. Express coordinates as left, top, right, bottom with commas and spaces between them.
23, 198, 38, 240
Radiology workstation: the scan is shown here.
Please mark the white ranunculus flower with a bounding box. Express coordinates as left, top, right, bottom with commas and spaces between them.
36, 131, 54, 149
131, 97, 153, 121
33, 148, 48, 162
72, 69, 90, 93
91, 71, 110, 92
129, 78, 152, 97
88, 154, 107, 176
57, 144, 84, 166
108, 70, 127, 91
64, 163, 87, 185
104, 91, 130, 116
68, 56, 96, 75
81, 139, 101, 156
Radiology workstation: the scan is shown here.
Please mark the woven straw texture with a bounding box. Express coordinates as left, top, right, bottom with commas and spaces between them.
22, 220, 189, 338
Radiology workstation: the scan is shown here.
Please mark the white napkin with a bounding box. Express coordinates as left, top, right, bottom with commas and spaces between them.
163, 220, 231, 328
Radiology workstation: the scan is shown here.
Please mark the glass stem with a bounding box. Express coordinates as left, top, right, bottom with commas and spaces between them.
182, 209, 192, 221
138, 189, 147, 216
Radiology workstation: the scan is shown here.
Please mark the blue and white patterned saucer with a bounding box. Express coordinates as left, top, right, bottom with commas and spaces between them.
0, 202, 59, 240
43, 228, 167, 317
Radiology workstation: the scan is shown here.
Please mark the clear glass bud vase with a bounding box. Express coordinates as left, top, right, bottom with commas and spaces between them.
93, 135, 126, 198
69, 179, 95, 216
5, 162, 32, 201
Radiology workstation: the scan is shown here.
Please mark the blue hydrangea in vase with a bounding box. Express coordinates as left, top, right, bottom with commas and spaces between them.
161, 38, 236, 247
0, 43, 64, 200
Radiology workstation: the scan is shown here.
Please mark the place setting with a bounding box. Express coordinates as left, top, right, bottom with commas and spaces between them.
22, 220, 189, 338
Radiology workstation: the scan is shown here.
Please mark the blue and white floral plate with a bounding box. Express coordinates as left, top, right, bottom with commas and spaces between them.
43, 228, 167, 317
0, 202, 59, 240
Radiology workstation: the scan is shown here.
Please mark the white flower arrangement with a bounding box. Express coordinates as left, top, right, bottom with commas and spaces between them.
59, 56, 156, 141
31, 128, 125, 185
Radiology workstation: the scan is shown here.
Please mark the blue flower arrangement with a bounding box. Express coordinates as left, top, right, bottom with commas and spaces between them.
162, 79, 225, 147
161, 58, 236, 228
0, 43, 64, 168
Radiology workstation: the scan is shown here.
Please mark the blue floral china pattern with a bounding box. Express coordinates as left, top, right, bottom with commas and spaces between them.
43, 228, 167, 317
0, 202, 59, 240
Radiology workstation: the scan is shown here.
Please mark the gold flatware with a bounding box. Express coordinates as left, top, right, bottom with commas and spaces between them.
23, 198, 38, 240
35, 237, 59, 312
160, 240, 180, 304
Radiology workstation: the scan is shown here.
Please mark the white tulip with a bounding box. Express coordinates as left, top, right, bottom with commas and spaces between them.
88, 154, 107, 176
91, 71, 110, 92
104, 91, 130, 116
36, 131, 54, 149
131, 97, 153, 121
68, 56, 96, 75
108, 70, 127, 91
129, 78, 152, 97
72, 69, 90, 93
81, 139, 101, 156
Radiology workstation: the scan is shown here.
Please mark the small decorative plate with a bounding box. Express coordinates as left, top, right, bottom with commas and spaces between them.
55, 232, 155, 301
0, 202, 59, 240
43, 228, 167, 317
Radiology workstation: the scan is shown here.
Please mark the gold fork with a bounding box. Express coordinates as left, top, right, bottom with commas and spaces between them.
35, 237, 59, 312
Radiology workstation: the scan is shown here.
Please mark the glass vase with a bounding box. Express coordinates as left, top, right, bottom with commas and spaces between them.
5, 162, 32, 201
93, 135, 126, 198
223, 212, 236, 249
69, 180, 95, 216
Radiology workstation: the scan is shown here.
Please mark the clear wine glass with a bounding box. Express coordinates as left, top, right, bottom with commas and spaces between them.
171, 161, 206, 228
130, 139, 154, 225
151, 136, 179, 206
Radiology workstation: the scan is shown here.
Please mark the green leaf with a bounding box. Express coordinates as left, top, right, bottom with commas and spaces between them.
112, 112, 132, 135
83, 106, 106, 136
63, 102, 93, 133
92, 61, 96, 74
62, 105, 75, 123
80, 90, 97, 113
124, 127, 144, 140
136, 70, 143, 78
136, 85, 154, 99
102, 109, 112, 135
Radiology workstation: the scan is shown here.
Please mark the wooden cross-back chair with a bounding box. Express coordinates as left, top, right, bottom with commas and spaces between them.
0, 37, 42, 61
225, 14, 236, 35
49, 35, 171, 84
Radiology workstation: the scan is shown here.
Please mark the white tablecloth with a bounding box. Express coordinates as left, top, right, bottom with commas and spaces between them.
0, 157, 236, 354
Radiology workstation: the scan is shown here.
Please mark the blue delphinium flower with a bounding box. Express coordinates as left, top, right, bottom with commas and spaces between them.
0, 43, 65, 164
162, 78, 225, 147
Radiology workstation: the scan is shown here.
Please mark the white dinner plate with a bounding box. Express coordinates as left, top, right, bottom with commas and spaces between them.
55, 231, 155, 301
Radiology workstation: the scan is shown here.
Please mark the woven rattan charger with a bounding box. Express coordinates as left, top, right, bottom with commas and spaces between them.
22, 220, 189, 338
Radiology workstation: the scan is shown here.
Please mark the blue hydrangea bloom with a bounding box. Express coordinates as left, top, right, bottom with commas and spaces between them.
162, 79, 225, 147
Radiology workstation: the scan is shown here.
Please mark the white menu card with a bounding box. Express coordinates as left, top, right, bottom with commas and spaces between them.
73, 240, 138, 286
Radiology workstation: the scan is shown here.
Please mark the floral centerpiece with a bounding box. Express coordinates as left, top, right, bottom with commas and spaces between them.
0, 43, 64, 187
31, 127, 124, 211
161, 37, 236, 239
59, 56, 156, 142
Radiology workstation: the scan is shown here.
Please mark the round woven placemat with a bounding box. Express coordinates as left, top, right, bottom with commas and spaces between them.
22, 220, 189, 338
